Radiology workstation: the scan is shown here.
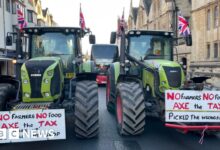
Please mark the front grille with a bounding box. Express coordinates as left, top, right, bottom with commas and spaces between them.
25, 60, 55, 98
13, 102, 51, 110
163, 66, 182, 88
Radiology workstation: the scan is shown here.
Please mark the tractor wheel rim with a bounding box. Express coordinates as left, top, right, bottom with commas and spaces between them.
106, 77, 110, 102
117, 95, 122, 124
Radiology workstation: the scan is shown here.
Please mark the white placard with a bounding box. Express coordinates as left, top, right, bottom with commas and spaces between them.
0, 109, 66, 143
165, 90, 220, 122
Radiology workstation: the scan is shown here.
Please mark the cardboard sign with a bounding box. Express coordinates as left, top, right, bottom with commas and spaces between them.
0, 109, 66, 143
165, 90, 220, 122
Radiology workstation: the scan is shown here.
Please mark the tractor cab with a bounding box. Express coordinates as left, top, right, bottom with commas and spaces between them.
124, 30, 185, 95
23, 27, 88, 79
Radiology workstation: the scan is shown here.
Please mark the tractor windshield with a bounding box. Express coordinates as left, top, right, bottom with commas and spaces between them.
91, 45, 118, 65
31, 32, 76, 58
128, 35, 172, 60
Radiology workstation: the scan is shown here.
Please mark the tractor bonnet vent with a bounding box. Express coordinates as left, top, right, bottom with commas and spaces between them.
163, 66, 182, 88
25, 60, 55, 98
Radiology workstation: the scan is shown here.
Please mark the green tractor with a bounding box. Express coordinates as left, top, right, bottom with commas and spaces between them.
107, 29, 219, 135
0, 27, 99, 138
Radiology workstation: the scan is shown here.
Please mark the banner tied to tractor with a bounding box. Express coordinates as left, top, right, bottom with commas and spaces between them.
0, 109, 66, 143
165, 90, 220, 122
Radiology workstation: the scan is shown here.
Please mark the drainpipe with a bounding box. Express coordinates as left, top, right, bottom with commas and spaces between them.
172, 0, 179, 62
172, 0, 178, 42
2, 0, 8, 75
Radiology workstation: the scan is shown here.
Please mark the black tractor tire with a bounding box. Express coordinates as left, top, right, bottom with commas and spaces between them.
106, 75, 115, 113
116, 82, 146, 136
74, 80, 99, 138
0, 83, 16, 111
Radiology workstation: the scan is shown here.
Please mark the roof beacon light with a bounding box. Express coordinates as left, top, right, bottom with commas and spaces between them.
164, 32, 169, 36
136, 31, 141, 35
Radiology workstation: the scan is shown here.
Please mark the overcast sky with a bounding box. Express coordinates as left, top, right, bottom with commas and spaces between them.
41, 0, 139, 54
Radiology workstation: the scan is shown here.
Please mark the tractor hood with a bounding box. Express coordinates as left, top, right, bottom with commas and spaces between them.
143, 59, 181, 69
21, 56, 64, 102
142, 59, 185, 94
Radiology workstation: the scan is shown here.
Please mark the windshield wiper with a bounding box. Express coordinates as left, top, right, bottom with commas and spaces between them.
143, 54, 170, 60
47, 53, 72, 56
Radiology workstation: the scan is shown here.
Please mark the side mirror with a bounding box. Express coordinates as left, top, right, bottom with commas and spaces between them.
110, 32, 116, 44
185, 34, 192, 46
6, 36, 12, 46
89, 35, 96, 44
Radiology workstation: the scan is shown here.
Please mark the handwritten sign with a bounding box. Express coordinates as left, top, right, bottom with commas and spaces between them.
165, 90, 220, 122
0, 109, 66, 143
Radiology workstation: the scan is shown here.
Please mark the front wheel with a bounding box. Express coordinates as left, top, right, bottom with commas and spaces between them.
0, 83, 16, 111
74, 80, 99, 138
116, 82, 146, 135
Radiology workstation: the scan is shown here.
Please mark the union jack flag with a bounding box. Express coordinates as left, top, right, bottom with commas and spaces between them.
178, 15, 190, 36
79, 4, 86, 30
17, 4, 27, 30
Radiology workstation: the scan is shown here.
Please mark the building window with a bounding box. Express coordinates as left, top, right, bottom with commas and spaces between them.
214, 43, 218, 58
207, 9, 211, 30
214, 6, 219, 28
27, 10, 33, 23
12, 25, 17, 43
6, 0, 10, 12
207, 44, 210, 59
12, 1, 16, 14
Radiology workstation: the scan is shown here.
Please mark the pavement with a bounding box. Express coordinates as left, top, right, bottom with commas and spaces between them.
1, 87, 220, 150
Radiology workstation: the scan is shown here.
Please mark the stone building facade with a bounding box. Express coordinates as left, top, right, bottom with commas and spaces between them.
190, 0, 220, 87
128, 0, 138, 30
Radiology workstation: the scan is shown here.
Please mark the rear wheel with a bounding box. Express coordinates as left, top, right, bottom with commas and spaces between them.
74, 80, 99, 138
116, 82, 146, 135
0, 83, 16, 111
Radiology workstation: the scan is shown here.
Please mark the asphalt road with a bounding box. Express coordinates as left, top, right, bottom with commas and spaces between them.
1, 87, 220, 150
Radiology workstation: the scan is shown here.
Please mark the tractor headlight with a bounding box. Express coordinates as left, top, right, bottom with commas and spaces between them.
23, 79, 28, 84
160, 86, 166, 92
24, 93, 30, 98
44, 92, 50, 97
44, 79, 49, 84
47, 70, 53, 76
161, 81, 166, 85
